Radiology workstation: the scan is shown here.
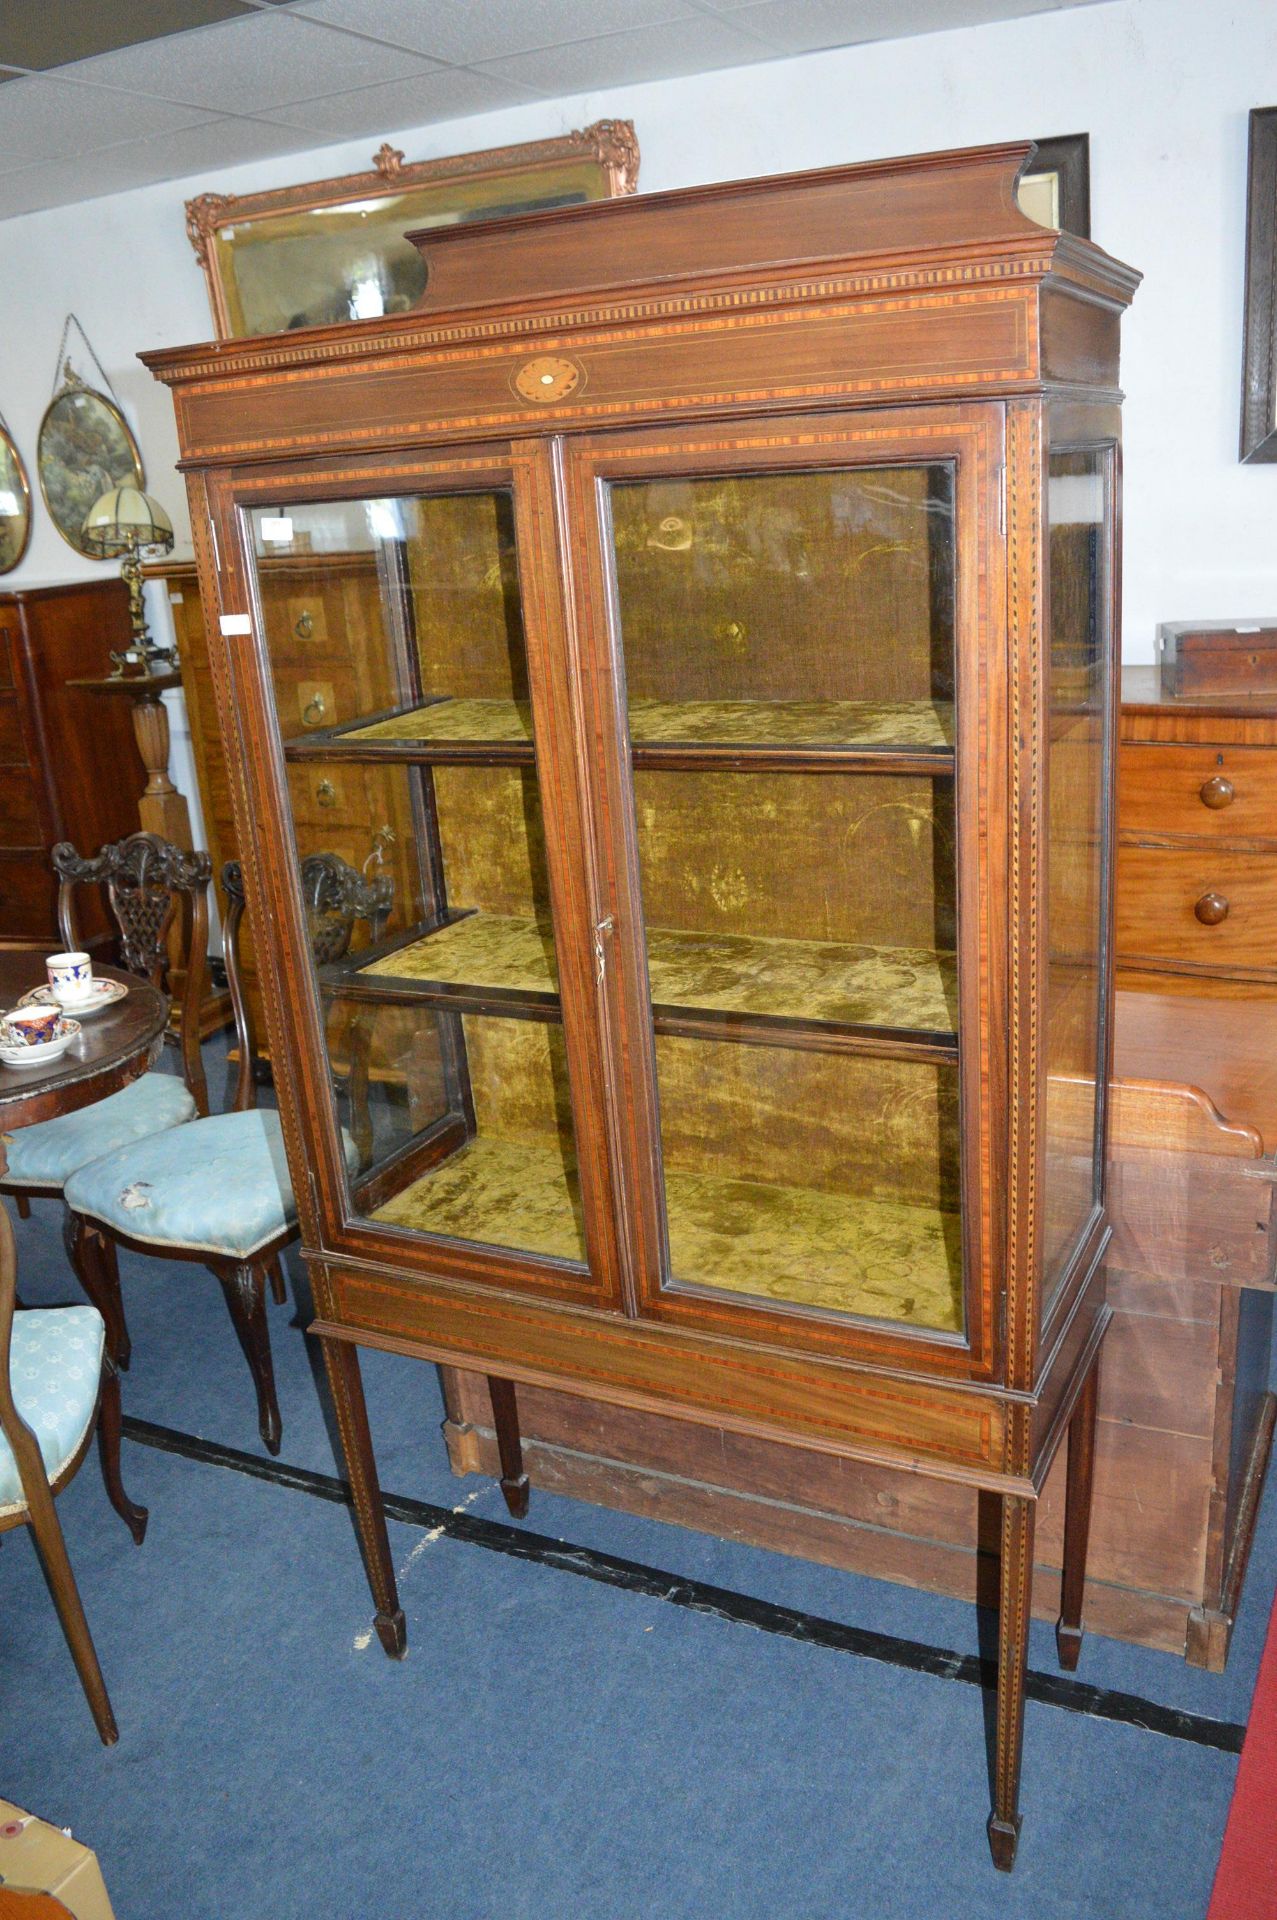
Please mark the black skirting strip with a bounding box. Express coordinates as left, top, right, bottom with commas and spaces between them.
122, 1414, 1246, 1757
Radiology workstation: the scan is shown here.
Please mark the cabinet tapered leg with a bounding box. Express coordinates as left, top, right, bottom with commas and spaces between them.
1056, 1356, 1099, 1672
321, 1335, 405, 1658
988, 1493, 1034, 1872
488, 1375, 530, 1519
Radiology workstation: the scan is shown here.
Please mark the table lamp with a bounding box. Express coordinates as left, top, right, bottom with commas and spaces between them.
81, 484, 176, 674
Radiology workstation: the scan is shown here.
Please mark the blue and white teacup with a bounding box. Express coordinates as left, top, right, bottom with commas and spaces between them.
46, 950, 93, 1008
1, 1005, 63, 1047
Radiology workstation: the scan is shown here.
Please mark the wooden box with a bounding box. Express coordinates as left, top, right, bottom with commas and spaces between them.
1157, 620, 1277, 699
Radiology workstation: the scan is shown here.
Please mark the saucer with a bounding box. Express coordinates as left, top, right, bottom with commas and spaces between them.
20, 979, 128, 1019
0, 1016, 82, 1068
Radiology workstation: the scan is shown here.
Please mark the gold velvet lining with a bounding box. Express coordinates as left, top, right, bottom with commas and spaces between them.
370, 1136, 960, 1329
373, 1137, 586, 1262
359, 911, 957, 1032
630, 698, 953, 750
341, 697, 953, 753
348, 699, 533, 745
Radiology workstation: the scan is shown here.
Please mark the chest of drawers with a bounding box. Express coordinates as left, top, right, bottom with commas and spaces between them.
1116, 665, 1277, 990
0, 581, 147, 948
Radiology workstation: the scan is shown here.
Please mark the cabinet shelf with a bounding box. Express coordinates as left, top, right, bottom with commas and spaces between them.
370, 1133, 962, 1331
330, 909, 957, 1056
285, 695, 955, 774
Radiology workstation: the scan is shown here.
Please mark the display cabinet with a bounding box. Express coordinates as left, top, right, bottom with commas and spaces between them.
146, 143, 1138, 1868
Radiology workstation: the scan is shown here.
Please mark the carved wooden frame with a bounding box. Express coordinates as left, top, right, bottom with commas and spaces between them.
185, 121, 640, 341
1241, 106, 1277, 462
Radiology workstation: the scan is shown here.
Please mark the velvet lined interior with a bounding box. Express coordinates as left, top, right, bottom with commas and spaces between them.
255, 476, 965, 1334
370, 1135, 961, 1329
342, 696, 953, 752
360, 911, 957, 1033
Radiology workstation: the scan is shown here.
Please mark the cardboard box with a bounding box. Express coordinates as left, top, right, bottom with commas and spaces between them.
0, 1802, 114, 1920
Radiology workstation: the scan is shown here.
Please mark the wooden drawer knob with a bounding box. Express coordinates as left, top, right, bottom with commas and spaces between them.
1199, 774, 1235, 809
1194, 890, 1230, 926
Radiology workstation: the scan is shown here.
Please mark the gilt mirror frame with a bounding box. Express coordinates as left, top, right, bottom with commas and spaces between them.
186, 120, 640, 342
36, 374, 145, 559
1241, 106, 1277, 463
0, 423, 32, 575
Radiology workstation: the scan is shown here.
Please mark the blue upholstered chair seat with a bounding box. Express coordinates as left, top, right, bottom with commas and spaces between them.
65, 1110, 357, 1260
3, 1073, 197, 1190
0, 1306, 105, 1515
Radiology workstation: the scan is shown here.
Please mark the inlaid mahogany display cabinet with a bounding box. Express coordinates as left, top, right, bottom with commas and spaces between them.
146, 142, 1139, 1870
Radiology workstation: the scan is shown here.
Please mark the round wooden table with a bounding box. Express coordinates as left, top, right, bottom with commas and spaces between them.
0, 958, 168, 1143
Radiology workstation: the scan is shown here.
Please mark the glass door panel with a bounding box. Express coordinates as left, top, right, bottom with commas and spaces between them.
1042, 446, 1114, 1303
246, 489, 589, 1272
602, 459, 964, 1335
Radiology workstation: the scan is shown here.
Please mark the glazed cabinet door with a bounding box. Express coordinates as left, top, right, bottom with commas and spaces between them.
561, 406, 1007, 1371
1040, 420, 1121, 1327
209, 450, 622, 1309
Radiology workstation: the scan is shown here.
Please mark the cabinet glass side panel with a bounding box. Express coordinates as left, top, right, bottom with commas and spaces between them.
1042, 448, 1113, 1301
248, 493, 587, 1270
605, 464, 963, 1334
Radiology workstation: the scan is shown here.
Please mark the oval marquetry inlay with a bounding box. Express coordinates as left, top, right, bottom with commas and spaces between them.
513, 355, 584, 404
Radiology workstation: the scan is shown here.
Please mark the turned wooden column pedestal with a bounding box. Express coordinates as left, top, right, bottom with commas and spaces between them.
68, 670, 228, 1035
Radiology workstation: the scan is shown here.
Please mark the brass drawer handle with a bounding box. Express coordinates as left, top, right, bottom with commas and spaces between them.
294, 610, 314, 640
302, 692, 326, 726
1199, 774, 1235, 809
1194, 890, 1230, 926
316, 778, 337, 809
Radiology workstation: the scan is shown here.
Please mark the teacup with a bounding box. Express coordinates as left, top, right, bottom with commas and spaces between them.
46, 951, 93, 1008
1, 1005, 63, 1048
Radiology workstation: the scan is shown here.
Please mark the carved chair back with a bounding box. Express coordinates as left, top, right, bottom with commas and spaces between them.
53, 833, 212, 1116
221, 853, 394, 1117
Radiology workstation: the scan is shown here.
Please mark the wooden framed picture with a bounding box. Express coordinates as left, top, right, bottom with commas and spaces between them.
1018, 134, 1090, 238
36, 376, 144, 558
186, 121, 640, 341
1241, 106, 1277, 463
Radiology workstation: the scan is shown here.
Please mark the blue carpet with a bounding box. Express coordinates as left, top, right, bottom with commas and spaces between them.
1, 1038, 1270, 1916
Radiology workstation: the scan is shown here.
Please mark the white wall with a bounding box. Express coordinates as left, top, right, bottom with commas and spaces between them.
1, 0, 1275, 661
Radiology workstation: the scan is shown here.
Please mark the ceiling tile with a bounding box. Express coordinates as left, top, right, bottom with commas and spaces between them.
0, 111, 329, 219
0, 74, 217, 166
50, 9, 442, 115
714, 0, 1100, 46
291, 0, 699, 65
264, 68, 536, 137
115, 114, 322, 177
0, 0, 260, 71
477, 13, 779, 93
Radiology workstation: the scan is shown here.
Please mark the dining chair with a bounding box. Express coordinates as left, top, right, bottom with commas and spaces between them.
0, 1212, 147, 1744
2, 834, 213, 1368
63, 854, 393, 1456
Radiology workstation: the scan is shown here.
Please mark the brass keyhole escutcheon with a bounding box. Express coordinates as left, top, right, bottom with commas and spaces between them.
1199, 774, 1234, 809
513, 355, 584, 404
1194, 890, 1230, 926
